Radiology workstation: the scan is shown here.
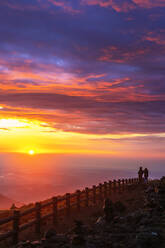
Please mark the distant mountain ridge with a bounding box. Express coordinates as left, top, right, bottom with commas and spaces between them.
0, 193, 21, 210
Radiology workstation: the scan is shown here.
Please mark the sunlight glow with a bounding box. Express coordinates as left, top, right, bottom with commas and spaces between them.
0, 119, 29, 128
0, 117, 164, 158
28, 150, 35, 155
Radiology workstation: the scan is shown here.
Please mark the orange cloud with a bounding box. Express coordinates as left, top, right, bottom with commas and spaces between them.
98, 45, 150, 63
144, 31, 165, 45
132, 0, 165, 8
82, 0, 165, 12
82, 0, 135, 12
47, 0, 81, 13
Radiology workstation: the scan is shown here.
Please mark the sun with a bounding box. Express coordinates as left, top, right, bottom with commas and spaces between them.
28, 150, 35, 155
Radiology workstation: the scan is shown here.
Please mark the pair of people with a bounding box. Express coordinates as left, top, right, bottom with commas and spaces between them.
138, 167, 149, 183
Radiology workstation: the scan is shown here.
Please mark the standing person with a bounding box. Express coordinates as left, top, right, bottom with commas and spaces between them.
143, 168, 149, 183
138, 167, 143, 183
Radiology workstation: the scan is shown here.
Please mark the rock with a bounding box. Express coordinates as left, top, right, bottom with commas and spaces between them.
114, 201, 126, 214
95, 216, 105, 227
160, 177, 165, 184
136, 231, 162, 248
103, 198, 114, 222
71, 234, 86, 246
70, 220, 86, 247
16, 241, 31, 248
31, 241, 41, 247
73, 220, 85, 234
44, 228, 56, 241
55, 234, 69, 244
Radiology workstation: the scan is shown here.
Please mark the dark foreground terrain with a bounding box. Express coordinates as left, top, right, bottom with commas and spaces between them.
10, 177, 165, 248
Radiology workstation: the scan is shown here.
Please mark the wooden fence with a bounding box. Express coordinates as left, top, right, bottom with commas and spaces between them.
0, 178, 139, 245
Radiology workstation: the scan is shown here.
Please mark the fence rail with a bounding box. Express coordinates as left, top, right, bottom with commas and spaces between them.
0, 177, 139, 245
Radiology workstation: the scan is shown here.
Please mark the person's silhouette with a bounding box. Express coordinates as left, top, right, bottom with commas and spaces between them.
138, 167, 143, 183
143, 168, 149, 183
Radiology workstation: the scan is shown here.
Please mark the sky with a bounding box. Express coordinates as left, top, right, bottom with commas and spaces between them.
0, 0, 165, 158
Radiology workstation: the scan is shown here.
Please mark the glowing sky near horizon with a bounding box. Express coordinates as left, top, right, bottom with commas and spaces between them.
0, 0, 165, 158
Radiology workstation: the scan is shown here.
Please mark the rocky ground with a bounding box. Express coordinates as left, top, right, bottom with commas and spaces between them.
13, 178, 165, 248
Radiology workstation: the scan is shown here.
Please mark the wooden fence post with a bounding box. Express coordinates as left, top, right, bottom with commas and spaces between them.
52, 197, 58, 225
35, 202, 41, 236
13, 210, 20, 245
113, 180, 117, 193
118, 179, 121, 193
76, 190, 81, 211
66, 193, 70, 217
122, 179, 125, 191
92, 185, 96, 205
108, 180, 112, 195
99, 183, 103, 201
85, 187, 89, 207
103, 182, 107, 199
125, 179, 128, 190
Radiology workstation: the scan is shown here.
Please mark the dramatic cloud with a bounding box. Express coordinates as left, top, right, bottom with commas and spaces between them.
144, 30, 165, 45
0, 0, 165, 138
82, 0, 165, 12
0, 92, 164, 135
82, 0, 135, 12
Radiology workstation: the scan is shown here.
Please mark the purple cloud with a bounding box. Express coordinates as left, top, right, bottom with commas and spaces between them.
0, 0, 165, 137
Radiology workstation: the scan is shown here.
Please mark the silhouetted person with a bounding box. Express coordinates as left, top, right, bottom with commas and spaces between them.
138, 167, 143, 183
144, 168, 149, 183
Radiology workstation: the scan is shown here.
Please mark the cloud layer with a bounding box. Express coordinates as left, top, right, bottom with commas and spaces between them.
0, 0, 165, 137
